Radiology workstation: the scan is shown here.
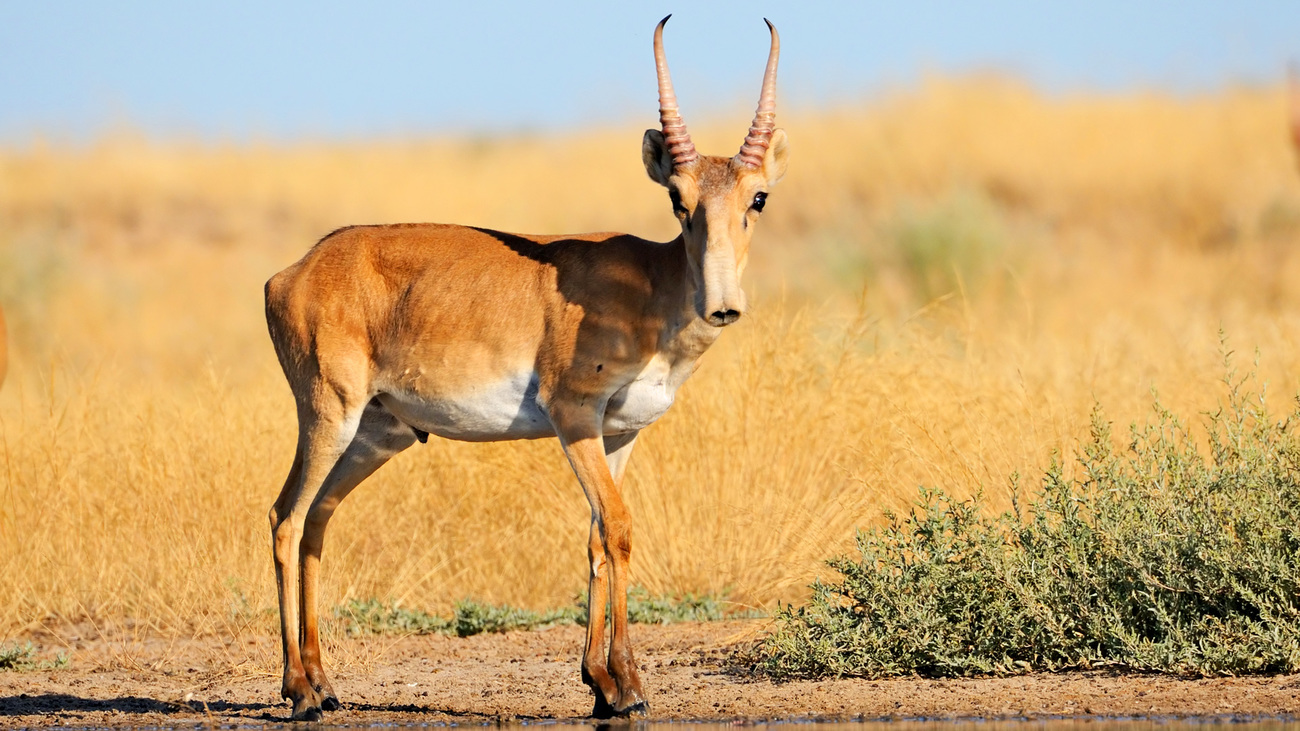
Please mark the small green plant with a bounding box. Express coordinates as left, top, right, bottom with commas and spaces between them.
625, 586, 736, 624
225, 576, 273, 625
1256, 195, 1300, 240
0, 642, 68, 672
337, 587, 754, 637
887, 189, 1011, 303
754, 352, 1300, 679
450, 598, 580, 636
335, 599, 452, 636
0, 229, 71, 351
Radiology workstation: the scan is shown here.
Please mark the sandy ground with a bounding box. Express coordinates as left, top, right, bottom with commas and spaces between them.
2, 621, 1299, 727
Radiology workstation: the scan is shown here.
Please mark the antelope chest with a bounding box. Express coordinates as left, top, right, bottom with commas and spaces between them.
603, 356, 680, 434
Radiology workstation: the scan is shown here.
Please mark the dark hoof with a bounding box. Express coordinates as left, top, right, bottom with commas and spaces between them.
319, 695, 340, 712
291, 705, 323, 723
591, 693, 616, 720
616, 700, 649, 718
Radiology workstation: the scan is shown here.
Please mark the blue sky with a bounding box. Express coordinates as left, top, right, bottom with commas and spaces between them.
1, 1, 1297, 142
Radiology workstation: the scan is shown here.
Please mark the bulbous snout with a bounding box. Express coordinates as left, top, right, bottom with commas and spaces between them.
701, 278, 745, 328
699, 241, 746, 328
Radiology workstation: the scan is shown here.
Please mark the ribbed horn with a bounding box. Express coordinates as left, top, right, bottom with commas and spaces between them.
735, 19, 780, 169
654, 15, 698, 167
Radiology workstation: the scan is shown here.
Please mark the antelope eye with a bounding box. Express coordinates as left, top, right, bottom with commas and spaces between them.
751, 192, 767, 212
669, 190, 688, 216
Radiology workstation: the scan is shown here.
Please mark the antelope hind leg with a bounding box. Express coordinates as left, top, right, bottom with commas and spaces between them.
299, 399, 419, 713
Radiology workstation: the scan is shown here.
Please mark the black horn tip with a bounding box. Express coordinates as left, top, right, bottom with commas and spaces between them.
764, 18, 774, 30
659, 14, 672, 27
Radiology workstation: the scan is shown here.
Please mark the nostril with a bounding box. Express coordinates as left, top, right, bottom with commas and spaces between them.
709, 309, 742, 326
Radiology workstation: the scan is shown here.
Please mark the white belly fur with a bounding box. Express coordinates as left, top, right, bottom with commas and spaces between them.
376, 371, 554, 442
375, 358, 682, 443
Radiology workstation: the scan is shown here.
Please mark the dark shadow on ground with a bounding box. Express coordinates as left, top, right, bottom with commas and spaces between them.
0, 693, 275, 718
0, 694, 601, 725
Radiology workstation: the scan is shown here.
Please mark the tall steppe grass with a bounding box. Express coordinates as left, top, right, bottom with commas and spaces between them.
1, 78, 1300, 642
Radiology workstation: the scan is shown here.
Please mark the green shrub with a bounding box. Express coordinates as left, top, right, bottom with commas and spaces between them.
754, 356, 1300, 679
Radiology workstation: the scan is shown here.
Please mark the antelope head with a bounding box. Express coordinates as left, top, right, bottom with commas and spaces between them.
642, 16, 790, 328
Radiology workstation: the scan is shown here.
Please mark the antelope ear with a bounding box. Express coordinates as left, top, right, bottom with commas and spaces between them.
763, 128, 790, 186
642, 129, 674, 187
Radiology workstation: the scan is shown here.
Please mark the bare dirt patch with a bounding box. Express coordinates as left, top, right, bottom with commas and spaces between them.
2, 621, 1299, 727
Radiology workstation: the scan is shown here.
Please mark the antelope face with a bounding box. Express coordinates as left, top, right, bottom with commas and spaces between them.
641, 15, 789, 328
643, 137, 789, 327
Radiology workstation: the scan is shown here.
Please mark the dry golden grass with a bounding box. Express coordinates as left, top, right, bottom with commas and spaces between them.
2, 77, 1300, 641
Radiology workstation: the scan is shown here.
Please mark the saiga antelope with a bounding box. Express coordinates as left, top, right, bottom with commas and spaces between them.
1290, 62, 1300, 171
0, 306, 7, 389
265, 16, 788, 722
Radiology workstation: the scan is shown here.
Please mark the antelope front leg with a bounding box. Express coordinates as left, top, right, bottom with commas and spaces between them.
603, 502, 647, 716
553, 414, 647, 717
583, 429, 641, 716
581, 517, 618, 717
